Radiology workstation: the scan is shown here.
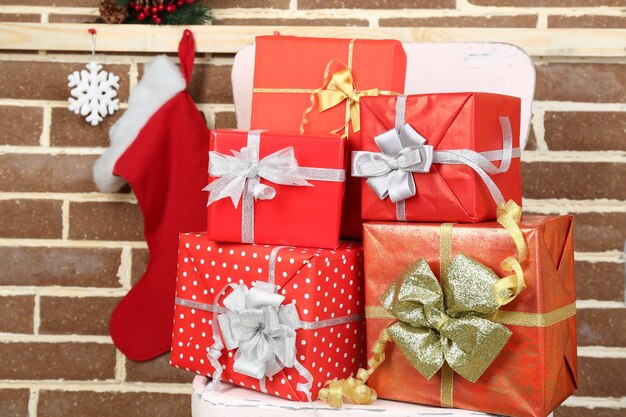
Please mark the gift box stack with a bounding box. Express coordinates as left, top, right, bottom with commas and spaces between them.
170, 35, 577, 417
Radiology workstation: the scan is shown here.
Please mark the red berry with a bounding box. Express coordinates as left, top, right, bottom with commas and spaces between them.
166, 4, 176, 12
155, 17, 162, 24
177, 0, 184, 5
186, 0, 194, 3
151, 6, 158, 14
137, 12, 146, 20
134, 4, 141, 11
129, 2, 135, 7
158, 4, 165, 11
143, 6, 150, 14
151, 13, 159, 21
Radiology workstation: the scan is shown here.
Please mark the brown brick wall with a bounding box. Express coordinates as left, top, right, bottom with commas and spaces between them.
0, 1, 624, 416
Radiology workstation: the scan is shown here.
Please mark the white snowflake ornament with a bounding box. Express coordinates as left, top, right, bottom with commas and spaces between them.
68, 60, 120, 126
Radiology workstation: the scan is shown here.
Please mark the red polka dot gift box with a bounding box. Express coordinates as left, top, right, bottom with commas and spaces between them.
170, 232, 366, 402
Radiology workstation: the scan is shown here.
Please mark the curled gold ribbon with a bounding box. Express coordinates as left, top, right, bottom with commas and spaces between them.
318, 328, 391, 407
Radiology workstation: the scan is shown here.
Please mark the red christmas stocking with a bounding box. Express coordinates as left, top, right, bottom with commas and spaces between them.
93, 30, 209, 361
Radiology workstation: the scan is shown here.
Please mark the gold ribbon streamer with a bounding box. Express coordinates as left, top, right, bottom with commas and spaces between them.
318, 328, 391, 407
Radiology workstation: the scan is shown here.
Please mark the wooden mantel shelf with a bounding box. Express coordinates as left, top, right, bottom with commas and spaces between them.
0, 23, 625, 57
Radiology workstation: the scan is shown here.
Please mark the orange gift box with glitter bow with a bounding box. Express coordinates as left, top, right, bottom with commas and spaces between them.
250, 36, 407, 239
353, 214, 577, 417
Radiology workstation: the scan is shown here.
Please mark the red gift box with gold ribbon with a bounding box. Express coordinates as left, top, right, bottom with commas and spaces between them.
359, 214, 577, 417
170, 233, 366, 402
250, 36, 407, 238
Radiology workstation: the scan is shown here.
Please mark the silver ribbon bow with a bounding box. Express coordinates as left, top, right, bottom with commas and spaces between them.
204, 130, 345, 243
218, 281, 302, 381
204, 146, 312, 209
351, 95, 519, 221
351, 123, 433, 203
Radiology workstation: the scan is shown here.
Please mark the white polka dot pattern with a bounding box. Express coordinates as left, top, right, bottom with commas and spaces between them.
170, 233, 366, 402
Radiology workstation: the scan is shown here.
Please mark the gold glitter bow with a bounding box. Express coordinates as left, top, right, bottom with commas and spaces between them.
383, 255, 513, 383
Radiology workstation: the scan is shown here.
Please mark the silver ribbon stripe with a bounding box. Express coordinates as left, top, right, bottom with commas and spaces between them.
204, 130, 346, 243
352, 95, 520, 221
179, 246, 362, 402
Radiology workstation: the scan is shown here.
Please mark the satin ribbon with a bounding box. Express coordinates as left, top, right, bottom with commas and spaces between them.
204, 130, 345, 243
316, 67, 379, 134
352, 123, 433, 203
351, 95, 520, 220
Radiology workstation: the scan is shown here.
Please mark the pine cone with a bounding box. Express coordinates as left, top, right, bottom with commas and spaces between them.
100, 0, 128, 24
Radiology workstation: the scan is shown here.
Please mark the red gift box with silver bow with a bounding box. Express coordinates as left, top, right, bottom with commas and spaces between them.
355, 93, 522, 223
170, 232, 366, 401
206, 129, 346, 249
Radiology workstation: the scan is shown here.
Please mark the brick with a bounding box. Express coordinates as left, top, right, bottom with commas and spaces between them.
572, 212, 626, 252
544, 111, 626, 151
522, 162, 626, 200
187, 64, 233, 104
0, 154, 98, 193
199, 0, 289, 7
0, 342, 116, 380
549, 15, 626, 29
0, 106, 43, 146
299, 0, 455, 8
468, 0, 624, 5
577, 357, 626, 397
38, 391, 189, 417
50, 107, 120, 147
0, 61, 129, 102
576, 261, 625, 301
380, 15, 537, 27
131, 248, 149, 286
0, 199, 62, 239
525, 124, 538, 150
39, 297, 121, 335
535, 64, 626, 103
556, 407, 626, 417
578, 308, 626, 347
49, 14, 97, 23
69, 202, 144, 241
125, 353, 192, 383
214, 18, 368, 26
0, 13, 40, 22
0, 296, 34, 333
214, 111, 237, 129
0, 389, 30, 417
0, 247, 122, 287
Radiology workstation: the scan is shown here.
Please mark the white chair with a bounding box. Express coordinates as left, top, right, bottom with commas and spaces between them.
231, 41, 535, 149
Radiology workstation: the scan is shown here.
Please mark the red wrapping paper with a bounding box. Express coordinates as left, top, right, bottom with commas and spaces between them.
170, 233, 366, 401
363, 215, 577, 417
206, 129, 345, 249
251, 36, 407, 238
359, 93, 522, 223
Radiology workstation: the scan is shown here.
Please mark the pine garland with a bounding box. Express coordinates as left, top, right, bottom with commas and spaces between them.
110, 0, 212, 25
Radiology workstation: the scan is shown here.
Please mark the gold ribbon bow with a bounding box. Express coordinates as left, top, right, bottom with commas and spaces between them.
316, 67, 379, 134
381, 255, 512, 383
